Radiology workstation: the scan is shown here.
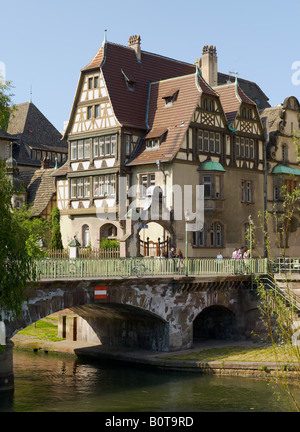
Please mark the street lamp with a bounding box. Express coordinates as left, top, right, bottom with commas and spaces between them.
185, 210, 190, 276
248, 215, 253, 259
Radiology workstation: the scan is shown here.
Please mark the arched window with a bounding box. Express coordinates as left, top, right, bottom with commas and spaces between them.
82, 224, 90, 247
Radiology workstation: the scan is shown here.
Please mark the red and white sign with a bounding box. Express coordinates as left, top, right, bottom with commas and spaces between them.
94, 286, 107, 299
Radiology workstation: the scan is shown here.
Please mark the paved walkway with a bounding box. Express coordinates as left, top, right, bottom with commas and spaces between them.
12, 335, 293, 378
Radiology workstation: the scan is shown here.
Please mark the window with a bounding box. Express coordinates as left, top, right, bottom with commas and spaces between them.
193, 222, 223, 247
201, 98, 215, 112
95, 104, 100, 118
236, 137, 254, 159
193, 230, 205, 247
87, 106, 93, 119
201, 175, 222, 199
94, 76, 99, 88
282, 145, 288, 163
124, 134, 132, 157
70, 140, 90, 160
92, 135, 116, 158
163, 90, 178, 107
284, 179, 297, 194
82, 225, 90, 247
198, 130, 221, 154
71, 142, 77, 160
146, 138, 159, 149
241, 180, 253, 203
70, 177, 91, 199
84, 178, 90, 197
209, 222, 223, 247
139, 173, 155, 197
93, 175, 116, 197
88, 77, 93, 89
273, 186, 279, 201
203, 176, 212, 198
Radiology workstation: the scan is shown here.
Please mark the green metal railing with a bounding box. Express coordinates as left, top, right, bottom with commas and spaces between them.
32, 257, 269, 280
269, 257, 300, 274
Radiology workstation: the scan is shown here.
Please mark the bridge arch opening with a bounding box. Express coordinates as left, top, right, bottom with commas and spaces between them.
193, 306, 237, 341
71, 303, 169, 351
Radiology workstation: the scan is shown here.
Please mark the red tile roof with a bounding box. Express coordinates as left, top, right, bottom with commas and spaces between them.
127, 72, 218, 165
88, 42, 196, 130
215, 81, 256, 123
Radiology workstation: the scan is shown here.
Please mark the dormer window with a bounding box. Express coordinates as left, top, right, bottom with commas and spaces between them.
144, 128, 168, 150
162, 89, 179, 108
121, 69, 135, 91
146, 138, 159, 149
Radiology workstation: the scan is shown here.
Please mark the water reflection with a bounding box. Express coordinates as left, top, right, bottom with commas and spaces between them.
0, 349, 297, 412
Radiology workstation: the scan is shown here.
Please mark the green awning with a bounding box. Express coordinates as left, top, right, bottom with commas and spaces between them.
271, 164, 300, 176
197, 158, 226, 172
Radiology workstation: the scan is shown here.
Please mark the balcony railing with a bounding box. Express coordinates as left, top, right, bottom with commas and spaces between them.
32, 257, 269, 280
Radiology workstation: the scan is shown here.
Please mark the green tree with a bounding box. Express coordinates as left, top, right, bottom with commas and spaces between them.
12, 206, 51, 259
256, 134, 300, 411
50, 207, 63, 250
0, 80, 15, 131
0, 163, 32, 321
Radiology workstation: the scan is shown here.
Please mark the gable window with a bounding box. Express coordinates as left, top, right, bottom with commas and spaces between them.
202, 98, 215, 112
88, 77, 93, 90
95, 104, 100, 118
87, 106, 93, 120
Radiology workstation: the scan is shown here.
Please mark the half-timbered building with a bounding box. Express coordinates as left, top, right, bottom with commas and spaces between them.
59, 35, 270, 257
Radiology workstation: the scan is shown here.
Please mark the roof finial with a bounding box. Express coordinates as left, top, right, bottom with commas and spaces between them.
29, 85, 32, 103
104, 29, 107, 43
229, 71, 238, 83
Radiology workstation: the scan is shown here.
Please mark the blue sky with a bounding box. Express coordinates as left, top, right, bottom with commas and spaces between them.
1, 0, 300, 132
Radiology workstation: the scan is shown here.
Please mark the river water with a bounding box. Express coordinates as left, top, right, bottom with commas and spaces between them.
0, 348, 298, 412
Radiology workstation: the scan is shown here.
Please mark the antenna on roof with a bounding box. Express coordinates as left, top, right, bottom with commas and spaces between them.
228, 71, 238, 83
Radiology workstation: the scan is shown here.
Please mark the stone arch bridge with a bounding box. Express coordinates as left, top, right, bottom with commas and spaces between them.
6, 274, 262, 352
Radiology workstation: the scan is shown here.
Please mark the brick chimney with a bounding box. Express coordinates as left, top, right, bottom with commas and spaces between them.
128, 35, 141, 62
198, 45, 218, 87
